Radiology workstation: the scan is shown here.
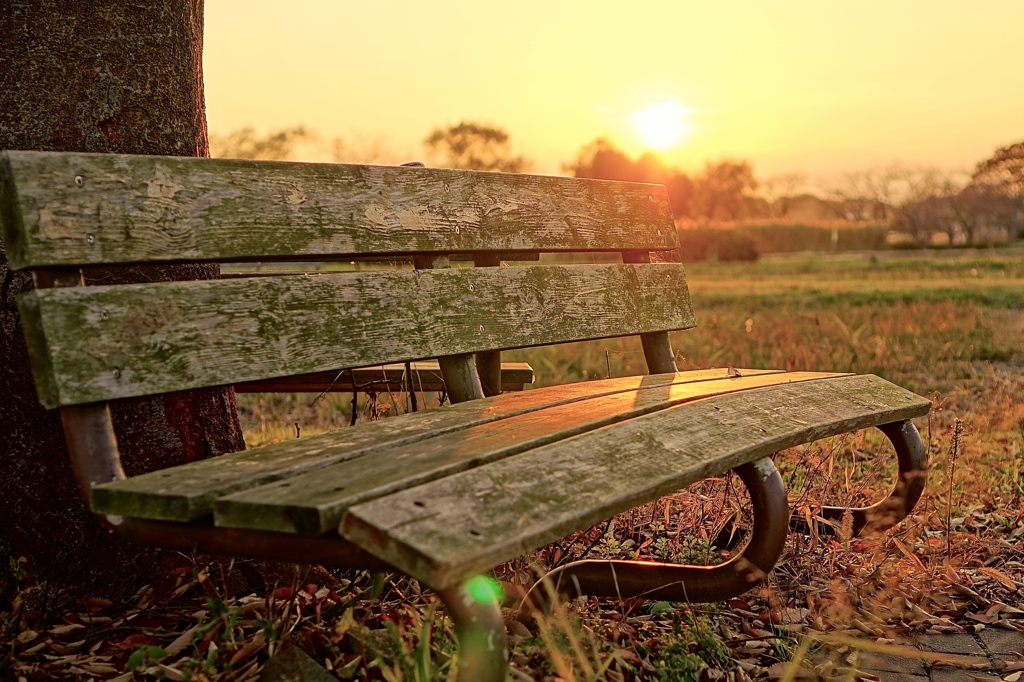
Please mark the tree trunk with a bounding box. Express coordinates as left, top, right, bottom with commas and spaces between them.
0, 1, 245, 604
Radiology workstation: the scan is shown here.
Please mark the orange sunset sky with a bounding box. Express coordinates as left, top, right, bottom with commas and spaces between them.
203, 1, 1024, 179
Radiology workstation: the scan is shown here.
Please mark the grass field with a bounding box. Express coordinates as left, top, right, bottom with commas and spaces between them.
7, 249, 1023, 681
226, 249, 1024, 680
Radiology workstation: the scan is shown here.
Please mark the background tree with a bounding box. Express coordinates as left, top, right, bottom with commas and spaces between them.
690, 160, 758, 222
971, 141, 1024, 240
0, 1, 244, 603
567, 138, 693, 217
821, 167, 899, 222
330, 134, 399, 165
758, 172, 807, 219
946, 181, 1002, 245
886, 167, 954, 246
423, 121, 528, 172
825, 165, 964, 245
210, 125, 311, 160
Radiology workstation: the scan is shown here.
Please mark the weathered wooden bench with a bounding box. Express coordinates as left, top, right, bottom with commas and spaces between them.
2, 150, 929, 681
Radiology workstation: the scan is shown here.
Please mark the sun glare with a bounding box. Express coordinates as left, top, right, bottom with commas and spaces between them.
631, 101, 692, 150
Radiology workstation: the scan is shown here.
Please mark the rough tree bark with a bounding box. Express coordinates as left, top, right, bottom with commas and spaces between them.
0, 1, 245, 603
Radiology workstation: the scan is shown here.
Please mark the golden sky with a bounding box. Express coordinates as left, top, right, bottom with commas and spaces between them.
204, 1, 1024, 179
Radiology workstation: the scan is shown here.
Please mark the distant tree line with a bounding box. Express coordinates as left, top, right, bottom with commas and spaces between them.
822, 145, 1024, 246
211, 121, 1024, 248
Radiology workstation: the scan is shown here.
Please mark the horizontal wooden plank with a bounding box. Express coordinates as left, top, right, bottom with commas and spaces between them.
340, 375, 931, 589
213, 372, 846, 534
21, 263, 695, 407
1, 151, 678, 269
233, 361, 535, 393
88, 368, 781, 521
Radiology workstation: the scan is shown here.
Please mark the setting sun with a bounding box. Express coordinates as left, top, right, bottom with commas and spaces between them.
630, 101, 693, 150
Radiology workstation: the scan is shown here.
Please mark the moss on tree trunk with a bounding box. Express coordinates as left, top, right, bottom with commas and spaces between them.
0, 0, 245, 603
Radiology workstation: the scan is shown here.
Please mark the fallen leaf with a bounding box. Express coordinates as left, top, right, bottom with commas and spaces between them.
16, 631, 38, 644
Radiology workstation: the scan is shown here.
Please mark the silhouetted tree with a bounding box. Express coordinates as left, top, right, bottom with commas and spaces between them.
887, 168, 954, 246
690, 160, 758, 222
947, 182, 1001, 245
759, 172, 807, 219
568, 139, 639, 180
210, 125, 311, 160
821, 167, 900, 222
567, 139, 693, 217
330, 135, 399, 165
972, 141, 1024, 240
424, 121, 527, 172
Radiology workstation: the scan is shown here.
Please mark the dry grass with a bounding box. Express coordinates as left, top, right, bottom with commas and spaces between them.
4, 251, 1023, 681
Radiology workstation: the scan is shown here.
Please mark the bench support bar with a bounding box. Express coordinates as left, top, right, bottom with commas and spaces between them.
61, 403, 125, 500
537, 456, 788, 603
107, 517, 390, 568
438, 579, 509, 682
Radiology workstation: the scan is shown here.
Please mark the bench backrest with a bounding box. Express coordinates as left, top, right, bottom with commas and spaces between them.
2, 151, 694, 409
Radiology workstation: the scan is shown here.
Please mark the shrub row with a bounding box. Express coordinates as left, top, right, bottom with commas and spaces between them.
677, 223, 891, 262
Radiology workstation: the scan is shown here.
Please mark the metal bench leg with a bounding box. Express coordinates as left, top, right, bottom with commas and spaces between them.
438, 577, 508, 682
801, 419, 927, 537
532, 456, 789, 604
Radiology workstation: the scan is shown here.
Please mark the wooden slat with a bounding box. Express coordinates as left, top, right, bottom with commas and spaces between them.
212, 372, 846, 534
341, 374, 931, 589
20, 263, 694, 407
88, 368, 781, 522
0, 150, 678, 269
233, 361, 535, 393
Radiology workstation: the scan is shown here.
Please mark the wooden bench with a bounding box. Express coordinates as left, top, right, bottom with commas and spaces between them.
2, 150, 930, 681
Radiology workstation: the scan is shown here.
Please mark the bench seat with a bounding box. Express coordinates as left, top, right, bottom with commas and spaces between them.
92, 369, 928, 590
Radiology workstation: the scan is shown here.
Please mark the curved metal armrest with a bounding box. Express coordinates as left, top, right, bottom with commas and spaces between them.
527, 456, 789, 606
793, 419, 927, 537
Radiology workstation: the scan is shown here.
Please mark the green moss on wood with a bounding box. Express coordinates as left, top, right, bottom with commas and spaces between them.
341, 374, 930, 588
3, 151, 678, 268
27, 263, 695, 406
87, 368, 769, 521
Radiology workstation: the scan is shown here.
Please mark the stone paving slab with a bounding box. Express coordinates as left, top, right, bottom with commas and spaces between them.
978, 627, 1024, 655
995, 653, 1024, 668
861, 651, 928, 675
929, 669, 997, 682
869, 674, 929, 682
917, 633, 987, 657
